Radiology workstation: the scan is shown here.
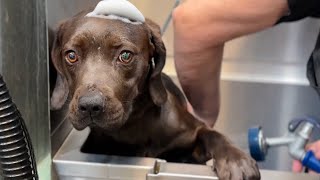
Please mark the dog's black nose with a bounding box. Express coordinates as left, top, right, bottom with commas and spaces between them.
78, 92, 104, 116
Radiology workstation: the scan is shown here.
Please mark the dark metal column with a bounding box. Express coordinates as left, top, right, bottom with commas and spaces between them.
0, 0, 51, 178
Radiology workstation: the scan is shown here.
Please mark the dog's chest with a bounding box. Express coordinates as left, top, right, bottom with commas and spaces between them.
108, 118, 195, 155
111, 120, 171, 145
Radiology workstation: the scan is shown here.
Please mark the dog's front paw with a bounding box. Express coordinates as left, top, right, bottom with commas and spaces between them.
213, 146, 260, 180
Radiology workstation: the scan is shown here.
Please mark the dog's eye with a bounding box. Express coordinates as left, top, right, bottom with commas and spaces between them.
65, 51, 78, 63
118, 51, 133, 64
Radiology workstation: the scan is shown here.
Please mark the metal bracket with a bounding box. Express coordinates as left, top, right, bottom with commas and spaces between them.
147, 160, 217, 180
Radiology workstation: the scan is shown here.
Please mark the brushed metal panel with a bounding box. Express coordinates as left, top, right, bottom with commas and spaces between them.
224, 18, 320, 64
0, 0, 51, 178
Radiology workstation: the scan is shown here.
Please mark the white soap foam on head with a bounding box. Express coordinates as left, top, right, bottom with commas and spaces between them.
86, 0, 145, 25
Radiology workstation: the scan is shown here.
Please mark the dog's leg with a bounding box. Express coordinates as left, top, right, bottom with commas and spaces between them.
192, 128, 260, 180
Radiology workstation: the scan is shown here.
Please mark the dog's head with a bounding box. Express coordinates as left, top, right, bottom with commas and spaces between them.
51, 11, 167, 130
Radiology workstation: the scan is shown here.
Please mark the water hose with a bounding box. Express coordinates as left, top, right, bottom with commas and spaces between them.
0, 75, 38, 179
161, 0, 181, 35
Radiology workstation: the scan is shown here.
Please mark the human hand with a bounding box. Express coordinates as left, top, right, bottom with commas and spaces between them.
292, 140, 320, 174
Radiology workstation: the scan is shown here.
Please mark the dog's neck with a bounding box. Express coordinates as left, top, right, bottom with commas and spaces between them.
126, 89, 162, 125
124, 61, 162, 123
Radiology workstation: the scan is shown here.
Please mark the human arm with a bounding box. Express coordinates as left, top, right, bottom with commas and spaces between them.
173, 0, 289, 127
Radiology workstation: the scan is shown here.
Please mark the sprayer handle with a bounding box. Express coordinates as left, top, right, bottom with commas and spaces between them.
302, 151, 320, 173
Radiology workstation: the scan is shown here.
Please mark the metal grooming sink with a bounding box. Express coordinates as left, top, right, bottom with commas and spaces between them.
53, 128, 217, 180
53, 129, 319, 180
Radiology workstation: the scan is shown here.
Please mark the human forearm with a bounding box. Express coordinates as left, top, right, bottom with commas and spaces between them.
173, 0, 289, 47
173, 0, 289, 126
174, 45, 223, 127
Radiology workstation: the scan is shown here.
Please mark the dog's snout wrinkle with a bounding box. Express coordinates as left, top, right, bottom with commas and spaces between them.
78, 92, 104, 116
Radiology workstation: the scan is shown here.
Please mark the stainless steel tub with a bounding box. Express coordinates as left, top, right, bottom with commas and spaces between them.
53, 128, 217, 180
53, 128, 318, 180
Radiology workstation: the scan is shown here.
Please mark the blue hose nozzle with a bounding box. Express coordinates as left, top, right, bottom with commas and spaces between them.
248, 126, 266, 161
302, 151, 320, 173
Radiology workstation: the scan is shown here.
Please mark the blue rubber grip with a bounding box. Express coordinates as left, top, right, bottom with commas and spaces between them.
302, 151, 320, 173
248, 127, 265, 161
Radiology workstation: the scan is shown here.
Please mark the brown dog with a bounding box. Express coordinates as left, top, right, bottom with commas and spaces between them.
51, 9, 260, 180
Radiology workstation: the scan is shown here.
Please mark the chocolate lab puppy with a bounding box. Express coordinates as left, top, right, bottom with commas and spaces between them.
50, 10, 260, 180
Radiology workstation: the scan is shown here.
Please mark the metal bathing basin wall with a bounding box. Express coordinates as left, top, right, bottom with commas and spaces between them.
53, 129, 319, 179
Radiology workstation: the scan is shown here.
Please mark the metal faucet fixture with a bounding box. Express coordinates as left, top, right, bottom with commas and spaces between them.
248, 116, 320, 173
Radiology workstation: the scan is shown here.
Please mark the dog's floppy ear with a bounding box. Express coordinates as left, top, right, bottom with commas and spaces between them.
50, 22, 69, 110
146, 19, 168, 106
51, 74, 69, 110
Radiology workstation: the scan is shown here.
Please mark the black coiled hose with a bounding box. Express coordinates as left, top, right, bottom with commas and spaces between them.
0, 75, 38, 179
